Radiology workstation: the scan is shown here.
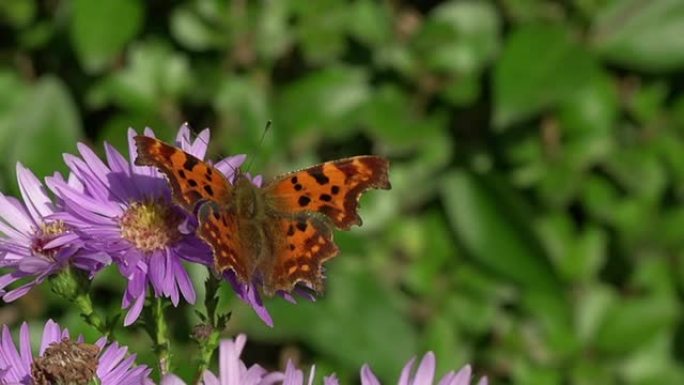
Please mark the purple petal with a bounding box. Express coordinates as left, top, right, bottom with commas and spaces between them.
219, 336, 244, 385
175, 123, 191, 144
215, 155, 246, 181
148, 251, 165, 297
412, 352, 436, 385
124, 288, 146, 326
63, 153, 110, 202
202, 370, 220, 385
48, 178, 121, 217
40, 319, 64, 354
397, 357, 417, 385
16, 163, 54, 222
1, 324, 28, 381
3, 281, 37, 302
360, 365, 381, 385
104, 142, 131, 177
283, 361, 303, 385
226, 274, 273, 327
448, 365, 472, 385
161, 374, 187, 385
76, 142, 117, 195
251, 175, 263, 187
16, 256, 53, 274
190, 128, 211, 159
173, 256, 196, 304
0, 193, 34, 236
307, 366, 316, 385
42, 232, 81, 249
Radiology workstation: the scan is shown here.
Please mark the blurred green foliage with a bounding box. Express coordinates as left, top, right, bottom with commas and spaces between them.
2, 0, 684, 384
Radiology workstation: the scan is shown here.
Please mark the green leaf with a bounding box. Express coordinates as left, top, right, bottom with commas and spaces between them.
292, 0, 349, 63
170, 7, 222, 51
494, 23, 598, 128
348, 0, 392, 48
592, 0, 684, 72
255, 0, 292, 60
0, 0, 36, 28
413, 0, 500, 74
536, 214, 607, 283
4, 77, 81, 182
275, 66, 369, 138
361, 84, 441, 146
441, 171, 561, 294
398, 212, 455, 295
213, 75, 273, 162
87, 41, 191, 112
70, 0, 143, 73
596, 295, 679, 353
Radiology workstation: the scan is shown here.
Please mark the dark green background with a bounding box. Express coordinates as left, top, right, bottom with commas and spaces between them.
2, 0, 684, 383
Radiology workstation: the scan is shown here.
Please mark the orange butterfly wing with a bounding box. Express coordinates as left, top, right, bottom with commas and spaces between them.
257, 156, 390, 294
134, 136, 232, 209
197, 202, 254, 280
261, 214, 339, 294
135, 138, 392, 295
264, 156, 391, 229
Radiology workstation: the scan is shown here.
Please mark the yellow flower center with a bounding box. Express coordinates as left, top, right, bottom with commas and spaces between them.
32, 221, 68, 260
120, 199, 183, 252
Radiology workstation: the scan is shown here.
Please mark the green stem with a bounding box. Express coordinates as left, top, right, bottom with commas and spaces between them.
194, 327, 221, 384
192, 276, 225, 384
50, 266, 109, 336
152, 297, 172, 376
73, 290, 108, 336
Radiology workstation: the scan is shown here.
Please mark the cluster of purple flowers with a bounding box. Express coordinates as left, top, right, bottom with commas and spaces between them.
0, 125, 489, 384
0, 125, 278, 326
0, 320, 488, 385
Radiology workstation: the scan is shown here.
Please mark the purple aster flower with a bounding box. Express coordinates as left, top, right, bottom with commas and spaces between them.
45, 125, 244, 325
161, 334, 486, 385
161, 334, 274, 385
360, 352, 488, 385
161, 333, 340, 385
0, 163, 110, 302
0, 319, 152, 385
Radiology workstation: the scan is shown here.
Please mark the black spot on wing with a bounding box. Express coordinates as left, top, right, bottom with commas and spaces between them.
204, 185, 214, 196
320, 194, 332, 202
296, 222, 307, 232
183, 156, 199, 171
307, 166, 330, 185
298, 196, 311, 207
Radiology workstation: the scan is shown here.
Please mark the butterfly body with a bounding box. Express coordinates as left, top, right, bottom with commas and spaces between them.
134, 135, 390, 294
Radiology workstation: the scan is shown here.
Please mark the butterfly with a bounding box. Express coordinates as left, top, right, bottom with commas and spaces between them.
133, 135, 391, 295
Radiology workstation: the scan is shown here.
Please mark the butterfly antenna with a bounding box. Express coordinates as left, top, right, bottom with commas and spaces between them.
244, 120, 272, 173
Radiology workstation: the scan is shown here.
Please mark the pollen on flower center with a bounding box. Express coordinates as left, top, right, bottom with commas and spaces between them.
120, 199, 183, 252
31, 221, 68, 260
31, 338, 100, 385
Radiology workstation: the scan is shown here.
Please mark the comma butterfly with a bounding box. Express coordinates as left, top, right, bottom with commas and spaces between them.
133, 135, 391, 295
